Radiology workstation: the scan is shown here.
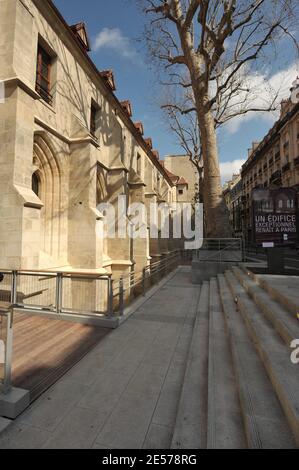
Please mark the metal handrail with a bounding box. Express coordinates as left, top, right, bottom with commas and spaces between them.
111, 251, 181, 316
0, 253, 182, 320
194, 238, 243, 262
0, 270, 112, 317
0, 269, 111, 280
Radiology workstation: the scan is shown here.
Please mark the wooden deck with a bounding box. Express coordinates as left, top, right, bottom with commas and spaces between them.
11, 313, 110, 402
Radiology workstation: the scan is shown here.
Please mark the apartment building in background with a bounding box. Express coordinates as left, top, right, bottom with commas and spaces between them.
223, 174, 243, 238
241, 94, 299, 243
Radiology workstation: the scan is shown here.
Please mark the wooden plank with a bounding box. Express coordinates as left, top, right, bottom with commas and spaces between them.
0, 302, 11, 312
11, 313, 110, 402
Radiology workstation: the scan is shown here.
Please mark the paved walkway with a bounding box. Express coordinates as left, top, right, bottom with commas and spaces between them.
0, 267, 200, 449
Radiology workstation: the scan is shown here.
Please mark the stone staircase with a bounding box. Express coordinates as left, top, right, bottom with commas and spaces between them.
171, 266, 299, 449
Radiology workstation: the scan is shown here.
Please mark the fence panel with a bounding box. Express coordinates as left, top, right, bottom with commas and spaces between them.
16, 273, 57, 311
194, 238, 243, 262
61, 275, 109, 315
0, 271, 13, 303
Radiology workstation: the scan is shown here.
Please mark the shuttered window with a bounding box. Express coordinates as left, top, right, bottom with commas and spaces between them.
36, 46, 52, 105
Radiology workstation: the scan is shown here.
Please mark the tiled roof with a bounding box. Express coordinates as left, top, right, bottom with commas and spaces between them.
177, 176, 188, 186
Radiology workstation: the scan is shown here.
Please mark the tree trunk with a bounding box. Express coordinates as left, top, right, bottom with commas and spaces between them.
198, 109, 231, 238
178, 29, 231, 238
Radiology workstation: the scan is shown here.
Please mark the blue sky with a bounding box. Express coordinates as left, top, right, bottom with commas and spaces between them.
54, 0, 298, 183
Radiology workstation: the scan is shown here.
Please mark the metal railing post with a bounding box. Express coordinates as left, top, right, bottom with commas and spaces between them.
56, 273, 63, 314
119, 278, 124, 316
142, 268, 146, 296
108, 278, 114, 316
2, 306, 13, 395
130, 267, 134, 302
11, 270, 17, 304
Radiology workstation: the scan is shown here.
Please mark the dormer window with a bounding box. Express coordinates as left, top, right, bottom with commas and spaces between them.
70, 22, 91, 52
36, 45, 53, 105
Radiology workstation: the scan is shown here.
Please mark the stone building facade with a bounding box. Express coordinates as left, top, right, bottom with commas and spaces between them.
0, 0, 184, 281
241, 95, 299, 243
164, 155, 200, 204
223, 174, 243, 238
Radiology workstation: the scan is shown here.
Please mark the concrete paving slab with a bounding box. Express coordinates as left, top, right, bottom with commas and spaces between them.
78, 371, 132, 413
0, 268, 200, 449
94, 391, 161, 449
18, 379, 89, 432
42, 407, 107, 449
152, 379, 183, 428
143, 424, 173, 449
0, 422, 52, 449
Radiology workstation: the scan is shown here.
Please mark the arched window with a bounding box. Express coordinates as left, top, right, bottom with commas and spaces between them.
32, 172, 40, 197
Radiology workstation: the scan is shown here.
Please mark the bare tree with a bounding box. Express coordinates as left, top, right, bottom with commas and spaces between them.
137, 0, 298, 237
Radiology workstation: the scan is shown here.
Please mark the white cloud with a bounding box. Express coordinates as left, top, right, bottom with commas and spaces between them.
220, 159, 245, 184
222, 62, 299, 135
93, 28, 141, 64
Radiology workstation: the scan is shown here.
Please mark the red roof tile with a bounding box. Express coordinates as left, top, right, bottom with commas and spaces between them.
177, 176, 188, 185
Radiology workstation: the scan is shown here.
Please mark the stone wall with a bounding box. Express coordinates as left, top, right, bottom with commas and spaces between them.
0, 0, 178, 282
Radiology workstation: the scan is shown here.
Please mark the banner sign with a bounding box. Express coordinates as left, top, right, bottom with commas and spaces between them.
252, 188, 298, 246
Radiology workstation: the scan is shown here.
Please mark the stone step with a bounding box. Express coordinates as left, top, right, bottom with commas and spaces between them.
239, 265, 299, 319
218, 274, 296, 448
171, 282, 209, 449
232, 266, 299, 346
225, 270, 299, 447
207, 278, 246, 449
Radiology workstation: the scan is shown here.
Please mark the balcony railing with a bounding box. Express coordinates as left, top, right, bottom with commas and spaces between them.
270, 170, 282, 182
35, 83, 53, 106
282, 162, 291, 173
